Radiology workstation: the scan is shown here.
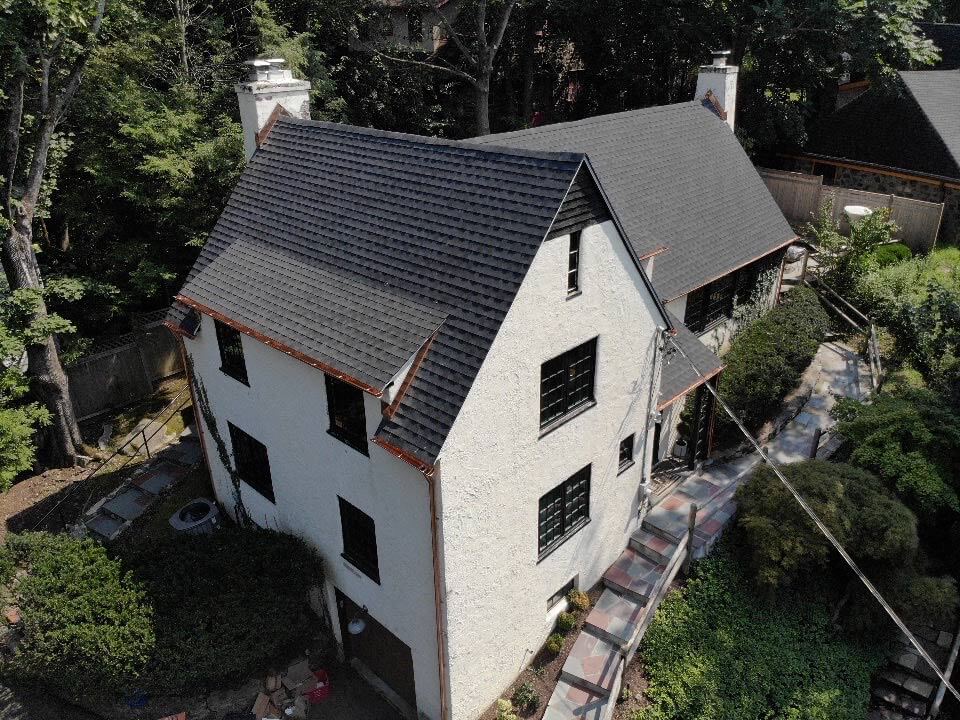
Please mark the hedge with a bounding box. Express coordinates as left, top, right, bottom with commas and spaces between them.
871, 242, 912, 268
717, 286, 831, 438
637, 548, 883, 720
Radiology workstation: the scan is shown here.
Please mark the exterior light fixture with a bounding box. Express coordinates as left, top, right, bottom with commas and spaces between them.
347, 606, 368, 635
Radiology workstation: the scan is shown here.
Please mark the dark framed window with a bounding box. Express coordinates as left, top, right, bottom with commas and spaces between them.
215, 320, 248, 385
326, 375, 368, 455
538, 465, 591, 558
567, 231, 581, 294
406, 8, 423, 42
540, 338, 597, 428
684, 274, 737, 333
618, 434, 635, 472
228, 422, 274, 502
338, 497, 380, 583
548, 577, 576, 610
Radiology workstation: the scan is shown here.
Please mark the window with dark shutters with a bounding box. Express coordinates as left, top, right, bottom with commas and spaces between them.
338, 497, 380, 583
215, 320, 248, 385
540, 338, 597, 428
228, 422, 274, 502
326, 375, 368, 455
538, 465, 591, 558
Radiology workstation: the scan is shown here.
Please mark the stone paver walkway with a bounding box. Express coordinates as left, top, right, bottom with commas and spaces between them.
542, 339, 870, 720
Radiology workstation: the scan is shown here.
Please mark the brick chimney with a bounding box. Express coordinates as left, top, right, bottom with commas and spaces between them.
235, 58, 311, 160
694, 50, 738, 131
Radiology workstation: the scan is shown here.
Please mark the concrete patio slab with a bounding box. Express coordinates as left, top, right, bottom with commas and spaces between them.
103, 487, 153, 521
132, 463, 187, 495
85, 512, 125, 541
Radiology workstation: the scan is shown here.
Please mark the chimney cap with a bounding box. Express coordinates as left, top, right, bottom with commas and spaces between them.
710, 49, 732, 66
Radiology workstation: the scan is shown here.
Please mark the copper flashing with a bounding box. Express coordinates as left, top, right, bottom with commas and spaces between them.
370, 436, 434, 475
255, 104, 291, 148
383, 333, 437, 420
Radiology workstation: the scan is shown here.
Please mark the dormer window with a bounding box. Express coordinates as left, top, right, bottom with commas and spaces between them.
326, 374, 368, 455
567, 231, 581, 295
215, 320, 248, 385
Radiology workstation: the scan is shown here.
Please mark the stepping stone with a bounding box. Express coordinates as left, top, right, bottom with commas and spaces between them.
542, 679, 609, 720
872, 685, 927, 716
561, 630, 620, 695
85, 512, 125, 542
585, 589, 644, 646
103, 487, 154, 522
603, 548, 665, 602
879, 669, 935, 700
132, 463, 186, 495
630, 527, 676, 564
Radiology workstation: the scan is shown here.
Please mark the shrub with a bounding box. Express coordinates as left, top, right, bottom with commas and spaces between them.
2, 533, 154, 703
567, 588, 590, 612
638, 548, 883, 720
545, 633, 565, 654
511, 681, 541, 713
556, 611, 577, 633
496, 698, 519, 720
717, 286, 831, 438
872, 242, 912, 267
116, 525, 323, 692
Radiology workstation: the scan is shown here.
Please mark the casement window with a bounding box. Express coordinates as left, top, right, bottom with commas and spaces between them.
618, 434, 635, 472
215, 320, 248, 385
548, 577, 576, 610
538, 465, 591, 558
326, 374, 368, 455
228, 422, 274, 503
567, 231, 582, 294
540, 338, 598, 428
684, 274, 737, 333
338, 497, 380, 583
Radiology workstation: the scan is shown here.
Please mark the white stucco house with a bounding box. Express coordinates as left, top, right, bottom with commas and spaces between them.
166, 55, 794, 720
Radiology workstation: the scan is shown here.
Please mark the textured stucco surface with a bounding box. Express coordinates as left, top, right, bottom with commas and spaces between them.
435, 220, 665, 720
185, 317, 441, 719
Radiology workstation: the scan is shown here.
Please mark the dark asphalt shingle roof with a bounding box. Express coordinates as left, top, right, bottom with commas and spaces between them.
177, 117, 587, 465
919, 23, 960, 70
658, 312, 724, 409
805, 70, 960, 180
474, 102, 795, 301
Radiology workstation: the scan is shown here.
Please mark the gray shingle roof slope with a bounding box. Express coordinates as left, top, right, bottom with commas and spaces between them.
658, 312, 724, 408
473, 102, 795, 301
918, 23, 960, 70
805, 71, 960, 180
176, 116, 587, 464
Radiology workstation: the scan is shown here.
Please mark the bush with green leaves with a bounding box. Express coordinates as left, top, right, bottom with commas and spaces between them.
511, 681, 541, 713
567, 588, 590, 612
717, 286, 832, 438
736, 460, 957, 630
871, 242, 912, 268
1, 533, 154, 703
637, 548, 883, 720
116, 525, 324, 692
545, 633, 565, 654
556, 611, 577, 633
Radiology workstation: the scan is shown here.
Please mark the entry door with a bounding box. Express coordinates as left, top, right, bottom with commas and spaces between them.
687, 380, 717, 469
336, 588, 417, 712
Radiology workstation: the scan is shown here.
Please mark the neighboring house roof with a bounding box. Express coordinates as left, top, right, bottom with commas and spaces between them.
474, 102, 796, 301
658, 312, 724, 410
918, 23, 960, 70
804, 70, 960, 180
176, 117, 618, 467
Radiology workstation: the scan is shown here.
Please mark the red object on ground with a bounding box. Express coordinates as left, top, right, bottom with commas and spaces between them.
305, 670, 331, 703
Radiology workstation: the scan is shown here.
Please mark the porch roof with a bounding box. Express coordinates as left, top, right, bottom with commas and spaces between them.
658, 313, 724, 410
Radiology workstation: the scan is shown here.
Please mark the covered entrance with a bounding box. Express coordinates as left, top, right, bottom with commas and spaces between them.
335, 588, 417, 717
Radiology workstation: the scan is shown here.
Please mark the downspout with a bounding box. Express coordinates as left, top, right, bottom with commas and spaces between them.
423, 459, 451, 720
640, 327, 669, 512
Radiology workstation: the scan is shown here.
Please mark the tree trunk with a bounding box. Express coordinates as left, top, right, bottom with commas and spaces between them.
3, 213, 81, 467
475, 79, 491, 135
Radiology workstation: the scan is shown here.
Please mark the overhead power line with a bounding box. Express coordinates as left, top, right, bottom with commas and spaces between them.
664, 333, 960, 704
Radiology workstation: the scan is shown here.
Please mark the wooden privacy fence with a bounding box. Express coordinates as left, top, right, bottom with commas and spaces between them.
758, 168, 944, 253
65, 310, 183, 420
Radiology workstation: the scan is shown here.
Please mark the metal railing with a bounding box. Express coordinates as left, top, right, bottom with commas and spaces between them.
29, 386, 192, 531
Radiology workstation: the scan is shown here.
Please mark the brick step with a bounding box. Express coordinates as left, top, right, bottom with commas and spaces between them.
584, 588, 645, 648
542, 679, 612, 720
560, 629, 621, 697
643, 478, 736, 544
629, 527, 677, 565
887, 643, 949, 683
872, 685, 927, 717
602, 548, 665, 603
877, 669, 936, 701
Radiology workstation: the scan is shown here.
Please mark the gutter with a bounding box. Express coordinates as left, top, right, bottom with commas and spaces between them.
424, 460, 451, 720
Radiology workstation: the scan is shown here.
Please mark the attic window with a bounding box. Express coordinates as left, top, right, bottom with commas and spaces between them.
326, 374, 368, 455
567, 231, 581, 294
215, 320, 248, 385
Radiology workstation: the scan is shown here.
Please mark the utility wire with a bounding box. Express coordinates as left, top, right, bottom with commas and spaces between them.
665, 334, 960, 704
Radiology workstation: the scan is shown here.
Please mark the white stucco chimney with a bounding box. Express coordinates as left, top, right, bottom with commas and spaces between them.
235, 58, 311, 160
694, 50, 738, 131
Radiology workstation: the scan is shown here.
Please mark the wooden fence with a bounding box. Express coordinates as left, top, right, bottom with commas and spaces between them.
65, 310, 183, 420
758, 168, 944, 253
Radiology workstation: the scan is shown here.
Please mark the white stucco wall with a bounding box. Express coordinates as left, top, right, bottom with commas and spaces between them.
435, 220, 665, 720
184, 318, 442, 719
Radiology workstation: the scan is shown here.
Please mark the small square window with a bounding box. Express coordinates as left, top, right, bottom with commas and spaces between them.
618, 434, 635, 472
326, 375, 368, 455
567, 231, 581, 294
215, 320, 248, 385
548, 577, 576, 610
339, 497, 380, 583
228, 422, 274, 502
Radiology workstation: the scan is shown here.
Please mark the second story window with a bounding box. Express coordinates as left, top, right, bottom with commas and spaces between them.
228, 422, 274, 503
215, 320, 248, 385
538, 465, 591, 558
339, 497, 380, 583
567, 231, 581, 294
618, 434, 635, 472
540, 338, 597, 428
326, 375, 368, 455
